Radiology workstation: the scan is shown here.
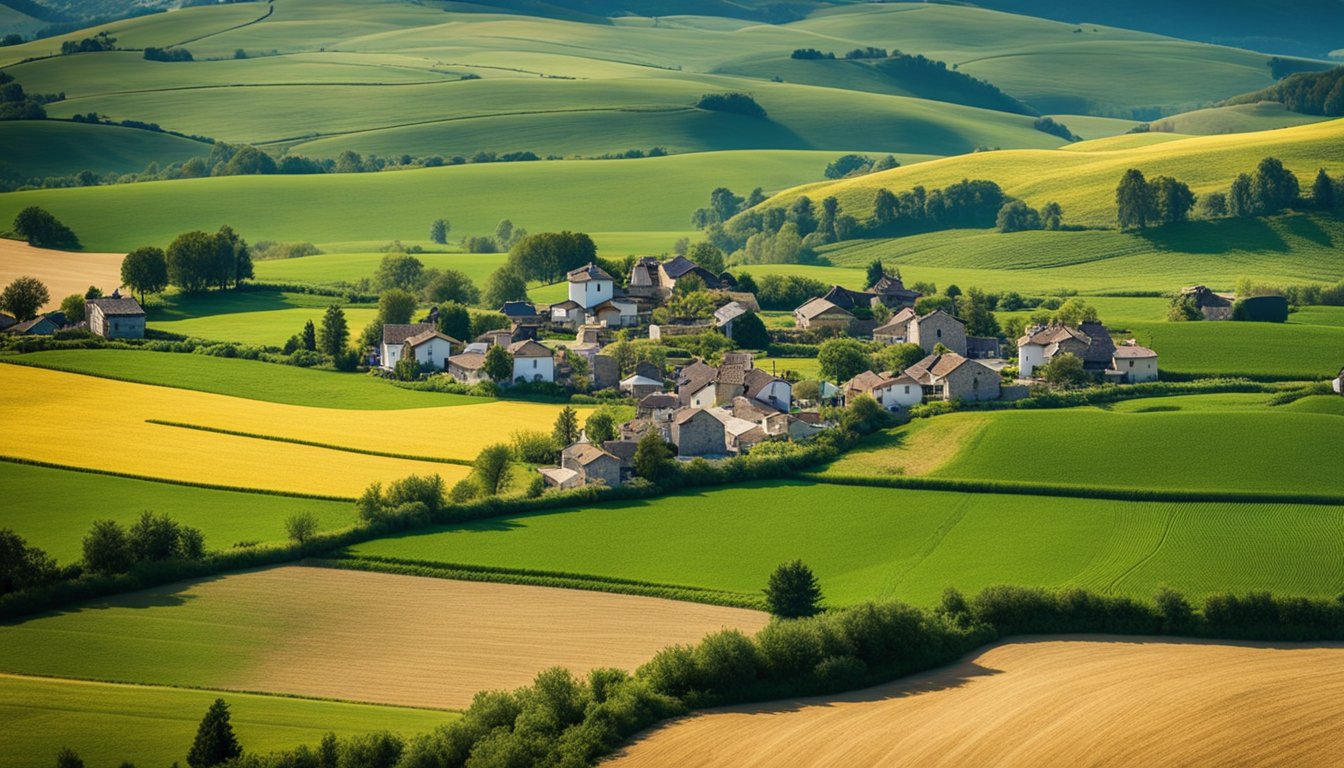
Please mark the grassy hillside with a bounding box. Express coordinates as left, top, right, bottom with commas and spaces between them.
346, 481, 1344, 607
0, 120, 209, 179
0, 150, 839, 251
757, 119, 1344, 228
1146, 102, 1332, 135
0, 674, 452, 768
254, 251, 506, 288
0, 459, 353, 562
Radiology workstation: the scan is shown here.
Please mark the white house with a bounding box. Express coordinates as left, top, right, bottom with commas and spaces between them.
743, 368, 791, 411
87, 296, 145, 339
590, 298, 638, 328
380, 322, 435, 370
567, 263, 614, 310
509, 339, 555, 382
402, 329, 459, 371
549, 300, 585, 327
1110, 343, 1159, 383
844, 370, 922, 411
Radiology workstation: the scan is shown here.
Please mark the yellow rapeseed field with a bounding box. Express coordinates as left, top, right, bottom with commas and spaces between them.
1, 365, 574, 496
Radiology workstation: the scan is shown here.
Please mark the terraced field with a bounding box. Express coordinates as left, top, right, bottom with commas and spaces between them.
346, 481, 1344, 607
0, 566, 769, 709
0, 674, 452, 768
0, 363, 584, 496
0, 460, 354, 562
609, 638, 1344, 768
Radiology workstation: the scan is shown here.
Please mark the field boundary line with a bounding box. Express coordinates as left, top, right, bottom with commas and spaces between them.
313, 555, 765, 611
169, 0, 275, 48
1105, 504, 1183, 593
804, 473, 1344, 506
145, 419, 473, 466
0, 455, 355, 502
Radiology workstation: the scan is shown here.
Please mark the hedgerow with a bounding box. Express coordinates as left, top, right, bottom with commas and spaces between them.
145, 420, 474, 466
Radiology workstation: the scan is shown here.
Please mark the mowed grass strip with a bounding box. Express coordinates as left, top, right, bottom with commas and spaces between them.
347, 482, 1344, 608
0, 674, 453, 768
0, 364, 474, 496
7, 350, 488, 409
0, 460, 354, 562
0, 566, 768, 710
607, 638, 1344, 768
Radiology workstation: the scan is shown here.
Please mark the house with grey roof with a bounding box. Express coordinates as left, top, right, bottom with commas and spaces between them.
567, 262, 614, 310
6, 315, 60, 336
381, 322, 435, 370
671, 407, 727, 457
870, 274, 922, 308
843, 369, 923, 411
1108, 342, 1159, 383
87, 296, 145, 339
401, 329, 460, 371
1017, 321, 1116, 377
1180, 285, 1234, 320
558, 442, 623, 487
793, 297, 855, 331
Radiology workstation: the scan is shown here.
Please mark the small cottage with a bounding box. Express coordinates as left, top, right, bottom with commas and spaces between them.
381, 322, 435, 370
567, 262, 615, 310
508, 339, 555, 383
87, 296, 145, 339
793, 297, 855, 331
671, 407, 727, 457
905, 352, 1000, 402
1109, 343, 1159, 383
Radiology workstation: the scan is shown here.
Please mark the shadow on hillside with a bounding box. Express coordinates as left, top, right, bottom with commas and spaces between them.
1280, 214, 1335, 247
0, 572, 221, 626
1136, 218, 1288, 254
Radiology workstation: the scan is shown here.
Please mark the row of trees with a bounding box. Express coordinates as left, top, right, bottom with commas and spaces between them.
1117, 157, 1317, 229
82, 512, 205, 575
120, 226, 253, 296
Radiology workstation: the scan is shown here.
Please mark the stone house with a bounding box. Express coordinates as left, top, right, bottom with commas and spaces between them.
905, 352, 1001, 402
793, 297, 855, 331
671, 407, 727, 457
870, 274, 922, 308
821, 285, 878, 312
1181, 285, 1234, 320
559, 442, 622, 487
590, 299, 638, 328
446, 352, 487, 383
548, 300, 585, 328
873, 308, 968, 355
638, 392, 680, 420
1017, 322, 1116, 377
87, 296, 145, 339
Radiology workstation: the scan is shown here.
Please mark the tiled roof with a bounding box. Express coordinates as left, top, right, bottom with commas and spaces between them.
743, 367, 784, 399
716, 363, 746, 386
905, 352, 972, 382
507, 339, 552, 357
639, 393, 680, 409
1113, 344, 1157, 358
404, 329, 460, 348
794, 297, 852, 321
567, 262, 613, 282
87, 297, 145, 317
566, 443, 617, 465
383, 322, 435, 346
447, 352, 486, 370
660, 255, 703, 279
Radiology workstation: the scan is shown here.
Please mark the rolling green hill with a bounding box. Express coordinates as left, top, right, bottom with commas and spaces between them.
1144, 101, 1332, 135
0, 120, 209, 178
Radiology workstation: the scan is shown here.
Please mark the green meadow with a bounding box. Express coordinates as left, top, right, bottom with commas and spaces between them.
0, 675, 451, 768
344, 481, 1344, 607
3, 349, 487, 408
254, 251, 507, 288
0, 120, 209, 179
0, 459, 354, 562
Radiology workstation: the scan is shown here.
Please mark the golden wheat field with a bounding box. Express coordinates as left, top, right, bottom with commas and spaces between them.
0, 365, 575, 495
0, 566, 770, 709
609, 637, 1344, 768
0, 239, 125, 312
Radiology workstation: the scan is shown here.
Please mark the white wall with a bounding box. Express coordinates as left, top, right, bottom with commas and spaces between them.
410, 337, 455, 370
753, 380, 792, 409
513, 354, 555, 383
381, 342, 403, 369
1122, 357, 1159, 383
1018, 343, 1046, 377
569, 279, 613, 309
876, 382, 923, 410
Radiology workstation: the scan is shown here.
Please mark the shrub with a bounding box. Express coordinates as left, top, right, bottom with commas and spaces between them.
1232, 295, 1289, 322
764, 560, 824, 618
694, 92, 766, 118
512, 430, 560, 464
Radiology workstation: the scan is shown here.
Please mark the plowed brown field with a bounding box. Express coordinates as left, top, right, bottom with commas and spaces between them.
0, 239, 124, 311
608, 637, 1344, 768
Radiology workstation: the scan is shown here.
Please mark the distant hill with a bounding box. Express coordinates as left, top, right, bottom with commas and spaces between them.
1224, 66, 1344, 116
957, 0, 1344, 58
441, 0, 823, 23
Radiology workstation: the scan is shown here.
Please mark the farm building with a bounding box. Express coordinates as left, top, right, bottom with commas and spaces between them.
638, 393, 680, 420
821, 285, 878, 312
508, 339, 555, 383
679, 361, 749, 408
499, 301, 541, 324
905, 352, 1001, 402
87, 296, 145, 339
873, 308, 968, 355
629, 255, 724, 300
844, 370, 923, 411
671, 407, 727, 457
591, 299, 638, 328
548, 300, 585, 328
381, 322, 435, 369
5, 315, 60, 336
869, 274, 922, 308
621, 372, 664, 401
401, 329, 460, 371
1181, 285, 1234, 320
446, 352, 487, 383
567, 262, 615, 310
1108, 343, 1159, 383
1017, 322, 1116, 377
714, 301, 750, 338
560, 442, 623, 487
794, 297, 855, 331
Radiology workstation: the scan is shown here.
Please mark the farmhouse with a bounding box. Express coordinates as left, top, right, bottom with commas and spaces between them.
590, 298, 638, 328
621, 371, 664, 401
637, 392, 680, 420
6, 315, 60, 336
559, 442, 623, 487
844, 369, 923, 411
905, 352, 1001, 402
671, 407, 727, 457
1181, 285, 1234, 320
794, 297, 855, 331
822, 285, 878, 312
678, 361, 750, 407
508, 339, 555, 383
869, 274, 922, 308
401, 329, 460, 371
1017, 322, 1117, 377
743, 367, 792, 411
1108, 343, 1159, 383
547, 300, 585, 328
873, 308, 968, 355
86, 296, 145, 339
567, 262, 615, 310
381, 322, 435, 369
446, 352, 487, 383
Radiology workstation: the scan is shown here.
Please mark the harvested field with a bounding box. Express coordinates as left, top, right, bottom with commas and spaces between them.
0, 239, 125, 311
609, 637, 1344, 768
0, 566, 768, 709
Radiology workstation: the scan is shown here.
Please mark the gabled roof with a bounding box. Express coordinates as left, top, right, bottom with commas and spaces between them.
550, 299, 583, 311
714, 301, 749, 327
822, 285, 876, 311
622, 374, 663, 388
566, 443, 618, 466
874, 307, 918, 336
844, 370, 887, 393
404, 329, 460, 348
794, 297, 853, 321
905, 352, 975, 383
447, 352, 486, 370
673, 406, 722, 427
567, 262, 613, 282
1018, 324, 1089, 347
913, 308, 964, 327
8, 315, 57, 334
871, 274, 921, 299
499, 300, 538, 317
677, 359, 717, 388
1113, 344, 1157, 358
723, 292, 760, 312
383, 322, 435, 346
743, 367, 787, 399
639, 393, 680, 410
661, 255, 704, 279
716, 363, 746, 386
730, 395, 782, 421
708, 407, 759, 437
87, 297, 144, 317
508, 339, 552, 357
1181, 285, 1233, 308
602, 439, 639, 464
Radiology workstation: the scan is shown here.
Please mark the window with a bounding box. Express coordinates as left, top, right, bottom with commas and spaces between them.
972, 378, 979, 390
937, 329, 942, 338
533, 359, 538, 368
1129, 360, 1134, 368
904, 385, 910, 394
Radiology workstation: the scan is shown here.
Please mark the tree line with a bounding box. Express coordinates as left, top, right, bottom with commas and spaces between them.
1116, 156, 1340, 229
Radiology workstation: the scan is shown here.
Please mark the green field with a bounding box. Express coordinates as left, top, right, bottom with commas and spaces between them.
0, 674, 451, 768
0, 120, 210, 179
1146, 102, 1332, 136
0, 459, 355, 562
4, 349, 488, 408
1122, 319, 1344, 380
345, 481, 1344, 607
254, 251, 507, 288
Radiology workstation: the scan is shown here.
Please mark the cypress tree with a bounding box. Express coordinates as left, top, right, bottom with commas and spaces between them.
552, 406, 579, 447
187, 699, 242, 768
1312, 168, 1335, 211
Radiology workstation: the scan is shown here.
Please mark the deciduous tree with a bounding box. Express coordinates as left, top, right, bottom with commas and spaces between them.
120, 246, 168, 303
473, 444, 513, 495
483, 343, 513, 382
0, 275, 48, 320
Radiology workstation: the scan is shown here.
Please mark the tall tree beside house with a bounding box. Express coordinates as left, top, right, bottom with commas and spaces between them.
732, 311, 770, 350
1116, 168, 1158, 230
483, 266, 529, 308
473, 443, 513, 496
1038, 352, 1090, 388
483, 344, 513, 382
436, 301, 471, 341
121, 246, 169, 304
764, 560, 824, 618
0, 276, 48, 321
59, 293, 85, 323
552, 406, 580, 446
864, 258, 885, 289
317, 305, 349, 358
686, 241, 725, 275
634, 427, 674, 483
818, 337, 871, 383
506, 231, 597, 284
961, 288, 1001, 337
584, 410, 617, 444
187, 698, 243, 768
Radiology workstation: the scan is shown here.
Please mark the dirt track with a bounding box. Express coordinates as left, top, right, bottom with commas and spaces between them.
0, 239, 124, 311
608, 637, 1344, 767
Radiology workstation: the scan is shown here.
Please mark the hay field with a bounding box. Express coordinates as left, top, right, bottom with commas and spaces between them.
349, 481, 1344, 607
609, 637, 1344, 768
0, 673, 453, 768
0, 364, 589, 495
0, 239, 125, 311
0, 566, 769, 709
